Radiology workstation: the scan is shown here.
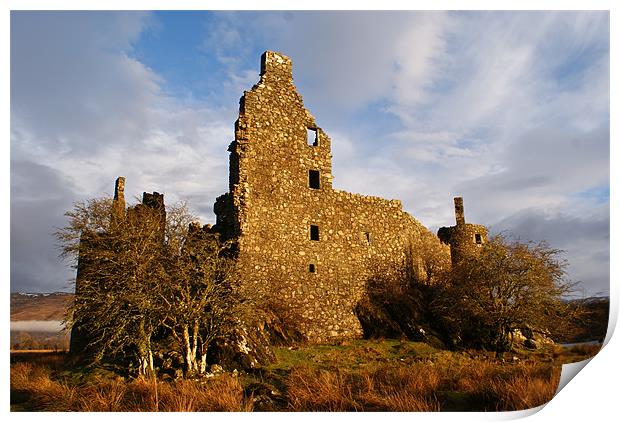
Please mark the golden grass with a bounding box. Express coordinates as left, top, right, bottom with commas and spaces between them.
358, 365, 442, 411
157, 378, 254, 412
11, 361, 253, 412
489, 374, 559, 410
10, 341, 564, 412
77, 381, 128, 411
436, 359, 560, 410
286, 367, 359, 411
285, 364, 441, 411
566, 343, 601, 357
11, 362, 78, 411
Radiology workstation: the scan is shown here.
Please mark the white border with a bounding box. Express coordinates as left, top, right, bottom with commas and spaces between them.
3, 2, 616, 421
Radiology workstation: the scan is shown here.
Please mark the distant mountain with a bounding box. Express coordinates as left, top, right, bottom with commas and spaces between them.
10, 292, 73, 321
575, 296, 610, 306
561, 296, 609, 304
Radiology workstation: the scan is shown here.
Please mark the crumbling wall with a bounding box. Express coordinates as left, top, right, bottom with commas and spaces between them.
214, 51, 440, 342
70, 179, 167, 355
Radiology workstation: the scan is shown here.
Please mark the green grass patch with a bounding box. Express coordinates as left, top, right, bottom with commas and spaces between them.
270, 339, 439, 373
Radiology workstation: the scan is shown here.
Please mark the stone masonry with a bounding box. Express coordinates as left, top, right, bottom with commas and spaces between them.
211, 51, 448, 342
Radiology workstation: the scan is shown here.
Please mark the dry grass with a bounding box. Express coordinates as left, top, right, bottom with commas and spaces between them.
488, 374, 559, 410
436, 359, 560, 410
11, 360, 253, 412
287, 367, 359, 411
77, 380, 128, 411
10, 341, 564, 412
11, 362, 78, 411
566, 343, 601, 358
283, 355, 559, 411
286, 364, 441, 411
358, 364, 441, 411
157, 378, 254, 412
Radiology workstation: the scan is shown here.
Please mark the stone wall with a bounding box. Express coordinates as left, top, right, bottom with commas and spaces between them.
213, 51, 443, 342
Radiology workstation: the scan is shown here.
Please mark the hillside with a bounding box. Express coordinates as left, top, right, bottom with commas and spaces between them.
565, 296, 610, 343
10, 292, 72, 321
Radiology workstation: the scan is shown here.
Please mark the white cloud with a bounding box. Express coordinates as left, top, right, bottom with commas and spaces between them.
10, 11, 609, 296
389, 13, 456, 108
10, 12, 236, 291
11, 13, 163, 157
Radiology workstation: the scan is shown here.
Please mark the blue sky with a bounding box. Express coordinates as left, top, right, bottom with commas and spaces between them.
10, 11, 610, 296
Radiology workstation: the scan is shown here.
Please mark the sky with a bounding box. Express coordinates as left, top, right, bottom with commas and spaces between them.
10, 10, 610, 296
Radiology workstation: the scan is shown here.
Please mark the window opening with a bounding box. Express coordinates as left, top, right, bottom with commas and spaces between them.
310, 225, 320, 241
364, 232, 371, 244
475, 233, 482, 244
309, 170, 320, 189
309, 264, 316, 273
307, 128, 319, 146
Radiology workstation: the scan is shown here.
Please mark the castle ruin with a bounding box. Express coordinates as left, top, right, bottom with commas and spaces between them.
72, 51, 489, 349
209, 51, 487, 342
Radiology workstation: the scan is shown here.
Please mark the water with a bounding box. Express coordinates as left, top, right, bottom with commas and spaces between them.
10, 320, 65, 332
560, 340, 601, 348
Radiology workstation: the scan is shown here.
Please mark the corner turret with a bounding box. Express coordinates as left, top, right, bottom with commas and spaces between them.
438, 197, 488, 266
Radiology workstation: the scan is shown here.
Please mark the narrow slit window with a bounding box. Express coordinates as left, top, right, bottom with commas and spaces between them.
310, 225, 320, 241
364, 232, 371, 244
309, 170, 320, 189
307, 128, 319, 146
475, 233, 482, 244
309, 264, 316, 273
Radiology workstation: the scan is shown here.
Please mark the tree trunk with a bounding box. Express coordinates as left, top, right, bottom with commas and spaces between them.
137, 342, 154, 378
182, 324, 200, 376
200, 353, 207, 374
135, 319, 154, 378
191, 320, 199, 372
183, 325, 193, 376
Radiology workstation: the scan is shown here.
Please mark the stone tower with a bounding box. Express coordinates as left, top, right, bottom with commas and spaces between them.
211, 51, 439, 342
437, 197, 488, 266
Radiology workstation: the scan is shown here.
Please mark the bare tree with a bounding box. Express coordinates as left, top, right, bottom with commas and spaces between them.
58, 198, 240, 378
58, 197, 165, 376
159, 205, 239, 376
434, 234, 580, 353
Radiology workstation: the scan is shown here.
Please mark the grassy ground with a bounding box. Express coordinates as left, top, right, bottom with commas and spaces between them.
10, 339, 601, 412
